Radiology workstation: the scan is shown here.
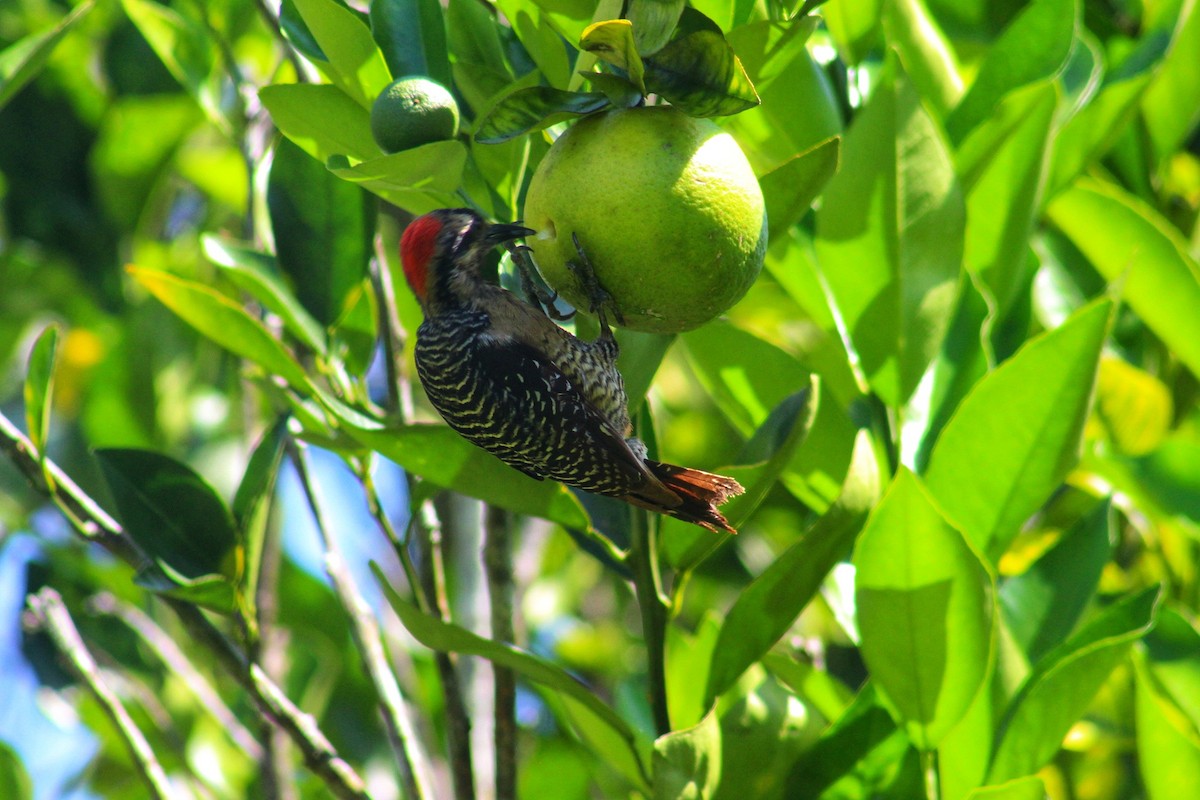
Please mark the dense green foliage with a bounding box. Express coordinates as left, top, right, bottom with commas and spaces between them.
1, 0, 1199, 798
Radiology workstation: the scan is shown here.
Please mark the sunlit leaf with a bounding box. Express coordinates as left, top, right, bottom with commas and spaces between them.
260, 83, 379, 163
290, 0, 393, 107
1046, 177, 1200, 380
923, 299, 1111, 563
964, 777, 1046, 800
884, 0, 963, 115
643, 23, 759, 117
580, 20, 645, 94
23, 324, 58, 458
369, 0, 452, 88
625, 0, 685, 56
855, 468, 993, 749
652, 707, 721, 800
326, 140, 467, 212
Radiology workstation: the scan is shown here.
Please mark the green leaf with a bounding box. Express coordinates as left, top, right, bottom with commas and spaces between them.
1135, 647, 1200, 800
653, 706, 722, 800
625, 0, 686, 56
447, 0, 513, 114
0, 1, 94, 111
1140, 1, 1200, 164
823, 0, 883, 66
1045, 177, 1200, 380
945, 0, 1077, 143
326, 140, 467, 213
720, 17, 839, 177
580, 20, 646, 94
1091, 355, 1173, 456
923, 299, 1111, 563
884, 0, 963, 116
474, 86, 610, 144
289, 0, 393, 108
369, 0, 452, 89
128, 267, 312, 391
1000, 499, 1112, 663
200, 234, 328, 353
232, 416, 289, 624
956, 81, 1057, 315
0, 742, 32, 800
643, 23, 760, 117
963, 776, 1046, 800
268, 138, 374, 326
988, 585, 1160, 782
338, 422, 591, 530
96, 448, 239, 585
615, 329, 675, 413
815, 59, 964, 407
376, 566, 647, 779
758, 137, 840, 240
666, 613, 722, 729
1141, 605, 1200, 733
493, 0, 572, 89
855, 468, 994, 750
704, 429, 880, 703
121, 0, 230, 134
259, 83, 379, 163
141, 565, 238, 614
23, 324, 59, 458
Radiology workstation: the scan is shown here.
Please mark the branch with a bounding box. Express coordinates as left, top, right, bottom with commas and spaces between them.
290, 441, 433, 800
630, 505, 671, 736
484, 506, 517, 800
25, 588, 174, 800
0, 409, 372, 800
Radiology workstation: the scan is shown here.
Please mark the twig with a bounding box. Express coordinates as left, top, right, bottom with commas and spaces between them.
417, 498, 477, 800
484, 506, 517, 800
25, 588, 174, 800
630, 506, 671, 736
88, 592, 264, 760
289, 441, 432, 800
0, 409, 371, 800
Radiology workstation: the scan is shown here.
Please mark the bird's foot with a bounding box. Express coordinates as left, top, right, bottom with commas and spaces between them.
506, 242, 575, 321
567, 233, 626, 332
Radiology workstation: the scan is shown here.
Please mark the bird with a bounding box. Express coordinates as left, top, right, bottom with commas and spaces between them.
398, 207, 744, 533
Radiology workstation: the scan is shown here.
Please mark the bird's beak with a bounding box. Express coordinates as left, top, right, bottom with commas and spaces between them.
486, 222, 535, 244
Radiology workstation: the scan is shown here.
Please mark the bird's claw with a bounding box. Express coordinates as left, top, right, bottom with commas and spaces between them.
506, 241, 575, 321
568, 233, 625, 329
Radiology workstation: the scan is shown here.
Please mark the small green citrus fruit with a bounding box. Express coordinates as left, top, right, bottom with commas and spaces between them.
522, 106, 767, 333
370, 76, 460, 154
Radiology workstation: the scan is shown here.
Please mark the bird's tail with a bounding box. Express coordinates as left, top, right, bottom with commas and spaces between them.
636, 461, 745, 534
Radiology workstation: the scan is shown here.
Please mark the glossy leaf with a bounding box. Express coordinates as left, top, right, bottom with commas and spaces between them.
474, 87, 609, 143
327, 140, 467, 213
1000, 499, 1112, 663
232, 417, 289, 621
946, 0, 1077, 143
855, 468, 993, 749
0, 1, 93, 110
23, 324, 58, 457
268, 138, 374, 327
201, 235, 328, 354
643, 24, 759, 117
290, 0, 392, 107
956, 81, 1057, 315
493, 0, 571, 89
259, 83, 379, 163
1140, 2, 1200, 164
1136, 649, 1200, 800
446, 0, 513, 114
815, 60, 964, 407
923, 299, 1111, 563
705, 430, 879, 703
625, 0, 685, 56
580, 20, 645, 94
128, 267, 312, 391
96, 448, 239, 585
989, 585, 1159, 782
1142, 606, 1200, 732
823, 0, 883, 66
1046, 177, 1200, 380
376, 567, 646, 775
339, 422, 590, 530
369, 0, 452, 89
1090, 355, 1173, 456
759, 137, 840, 240
652, 707, 721, 800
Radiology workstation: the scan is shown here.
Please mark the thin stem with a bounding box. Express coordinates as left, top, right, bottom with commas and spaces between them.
417, 498, 477, 800
360, 459, 425, 611
290, 441, 432, 800
0, 410, 371, 800
484, 506, 517, 800
630, 506, 671, 736
88, 593, 263, 760
923, 749, 940, 800
25, 588, 174, 800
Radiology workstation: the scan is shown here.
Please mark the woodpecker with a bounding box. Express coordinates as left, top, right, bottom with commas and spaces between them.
399, 208, 744, 533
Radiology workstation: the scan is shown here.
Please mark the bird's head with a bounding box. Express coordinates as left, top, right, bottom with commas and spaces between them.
400, 208, 533, 313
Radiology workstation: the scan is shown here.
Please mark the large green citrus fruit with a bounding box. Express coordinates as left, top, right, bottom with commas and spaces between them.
370, 76, 459, 154
522, 106, 767, 333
